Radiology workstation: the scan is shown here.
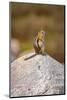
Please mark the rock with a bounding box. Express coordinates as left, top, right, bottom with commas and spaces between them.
10, 52, 64, 97
11, 38, 20, 56
10, 38, 21, 62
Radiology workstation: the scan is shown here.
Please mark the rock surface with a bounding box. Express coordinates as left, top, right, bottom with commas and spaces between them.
10, 52, 64, 97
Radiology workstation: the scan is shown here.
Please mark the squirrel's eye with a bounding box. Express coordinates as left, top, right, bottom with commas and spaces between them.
42, 31, 43, 33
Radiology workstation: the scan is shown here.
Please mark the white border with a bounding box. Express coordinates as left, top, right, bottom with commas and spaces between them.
0, 0, 66, 100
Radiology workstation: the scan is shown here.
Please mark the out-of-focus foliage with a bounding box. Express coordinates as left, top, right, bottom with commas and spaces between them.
10, 2, 64, 63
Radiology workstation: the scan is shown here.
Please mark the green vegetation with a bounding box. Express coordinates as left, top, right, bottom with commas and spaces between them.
21, 42, 33, 52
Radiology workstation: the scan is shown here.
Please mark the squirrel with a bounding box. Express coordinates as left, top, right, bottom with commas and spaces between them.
33, 30, 46, 55
24, 30, 46, 60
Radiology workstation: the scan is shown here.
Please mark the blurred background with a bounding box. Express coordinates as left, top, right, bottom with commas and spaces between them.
10, 2, 64, 63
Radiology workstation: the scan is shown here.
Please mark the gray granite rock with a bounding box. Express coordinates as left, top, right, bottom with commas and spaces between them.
10, 52, 64, 97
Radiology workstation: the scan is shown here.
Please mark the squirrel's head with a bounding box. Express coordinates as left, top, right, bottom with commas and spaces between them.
38, 30, 46, 40
40, 30, 46, 35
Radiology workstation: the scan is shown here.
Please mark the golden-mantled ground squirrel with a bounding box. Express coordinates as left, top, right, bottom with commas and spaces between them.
33, 30, 46, 55
24, 30, 46, 60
